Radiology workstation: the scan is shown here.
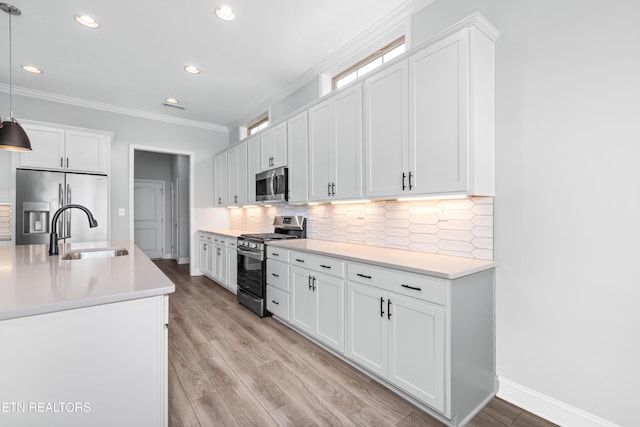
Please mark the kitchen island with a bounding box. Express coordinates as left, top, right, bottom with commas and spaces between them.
0, 241, 174, 427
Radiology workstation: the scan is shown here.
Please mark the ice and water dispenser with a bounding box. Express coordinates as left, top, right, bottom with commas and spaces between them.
23, 202, 50, 235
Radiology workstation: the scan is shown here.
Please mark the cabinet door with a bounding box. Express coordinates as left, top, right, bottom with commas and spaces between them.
387, 294, 446, 413
200, 241, 212, 277
19, 124, 65, 170
272, 122, 288, 169
214, 152, 228, 206
287, 111, 308, 203
247, 137, 261, 204
214, 245, 228, 286
346, 282, 387, 377
308, 101, 333, 201
290, 266, 314, 334
364, 60, 408, 199
332, 84, 363, 200
314, 273, 345, 352
260, 122, 287, 170
409, 31, 469, 194
65, 130, 108, 173
227, 143, 248, 206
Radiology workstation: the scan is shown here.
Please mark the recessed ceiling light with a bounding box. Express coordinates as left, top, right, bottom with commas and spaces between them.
22, 65, 43, 74
215, 6, 236, 21
183, 65, 201, 74
75, 15, 100, 29
165, 98, 180, 105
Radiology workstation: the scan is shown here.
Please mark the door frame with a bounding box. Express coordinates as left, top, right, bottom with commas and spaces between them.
128, 145, 196, 275
170, 178, 179, 262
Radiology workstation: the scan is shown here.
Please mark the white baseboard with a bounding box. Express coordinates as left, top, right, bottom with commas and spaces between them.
497, 377, 620, 427
178, 257, 190, 264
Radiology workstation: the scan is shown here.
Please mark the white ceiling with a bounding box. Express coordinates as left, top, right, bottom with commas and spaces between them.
0, 0, 416, 130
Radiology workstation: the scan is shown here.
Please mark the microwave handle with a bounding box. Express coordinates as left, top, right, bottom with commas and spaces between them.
270, 171, 276, 198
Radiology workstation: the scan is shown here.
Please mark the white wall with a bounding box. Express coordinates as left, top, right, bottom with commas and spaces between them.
412, 1, 640, 425
1, 93, 230, 242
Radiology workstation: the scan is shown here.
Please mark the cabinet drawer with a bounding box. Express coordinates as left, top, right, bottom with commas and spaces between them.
267, 259, 289, 292
266, 247, 289, 262
267, 285, 289, 320
200, 233, 213, 242
348, 262, 446, 305
290, 251, 345, 277
213, 235, 228, 246
228, 238, 238, 249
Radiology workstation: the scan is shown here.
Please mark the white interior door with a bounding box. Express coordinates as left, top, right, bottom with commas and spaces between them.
134, 180, 164, 259
171, 179, 179, 262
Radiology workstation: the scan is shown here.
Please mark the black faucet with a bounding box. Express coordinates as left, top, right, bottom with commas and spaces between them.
49, 204, 99, 256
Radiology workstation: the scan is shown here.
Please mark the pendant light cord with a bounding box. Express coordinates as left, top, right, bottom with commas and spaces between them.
8, 10, 13, 120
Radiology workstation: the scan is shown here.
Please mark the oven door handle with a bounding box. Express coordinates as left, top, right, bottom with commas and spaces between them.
237, 247, 263, 261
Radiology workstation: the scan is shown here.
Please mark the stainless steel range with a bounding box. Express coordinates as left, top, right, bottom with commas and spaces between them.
236, 216, 306, 317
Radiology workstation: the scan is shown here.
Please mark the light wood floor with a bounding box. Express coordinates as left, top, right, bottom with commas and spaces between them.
155, 260, 557, 427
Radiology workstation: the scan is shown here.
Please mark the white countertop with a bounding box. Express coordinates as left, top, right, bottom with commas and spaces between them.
199, 228, 253, 238
0, 241, 175, 321
267, 239, 495, 279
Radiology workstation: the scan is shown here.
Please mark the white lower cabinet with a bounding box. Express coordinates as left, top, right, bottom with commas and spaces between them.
199, 232, 237, 294
266, 243, 495, 426
291, 265, 345, 353
347, 280, 446, 411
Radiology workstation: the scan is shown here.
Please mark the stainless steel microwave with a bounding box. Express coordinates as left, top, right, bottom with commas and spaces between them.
256, 166, 288, 202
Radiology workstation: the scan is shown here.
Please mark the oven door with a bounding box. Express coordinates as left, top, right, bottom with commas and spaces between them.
237, 247, 265, 298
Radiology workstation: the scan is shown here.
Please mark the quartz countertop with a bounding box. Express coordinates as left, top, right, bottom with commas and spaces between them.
199, 228, 253, 238
0, 241, 175, 321
266, 239, 495, 279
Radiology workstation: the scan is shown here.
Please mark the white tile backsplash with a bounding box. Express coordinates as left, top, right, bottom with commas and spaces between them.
229, 197, 494, 260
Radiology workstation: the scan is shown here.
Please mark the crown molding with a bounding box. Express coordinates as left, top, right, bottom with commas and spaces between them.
0, 83, 229, 133
230, 0, 435, 131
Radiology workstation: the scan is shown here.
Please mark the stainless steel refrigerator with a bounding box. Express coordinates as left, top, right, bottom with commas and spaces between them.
16, 169, 108, 245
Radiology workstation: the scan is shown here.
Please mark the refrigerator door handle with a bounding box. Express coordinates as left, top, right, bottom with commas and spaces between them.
57, 183, 67, 238
64, 184, 72, 239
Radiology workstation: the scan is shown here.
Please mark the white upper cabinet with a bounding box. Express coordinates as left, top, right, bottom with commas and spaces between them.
364, 17, 497, 198
227, 142, 248, 206
214, 152, 228, 206
408, 31, 468, 195
309, 84, 363, 202
260, 121, 287, 171
364, 60, 409, 199
19, 123, 110, 174
287, 111, 309, 203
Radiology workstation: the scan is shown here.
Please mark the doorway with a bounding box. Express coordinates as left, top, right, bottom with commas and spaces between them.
129, 145, 194, 272
133, 179, 164, 259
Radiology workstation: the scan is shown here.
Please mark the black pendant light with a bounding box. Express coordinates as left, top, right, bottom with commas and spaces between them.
0, 2, 31, 151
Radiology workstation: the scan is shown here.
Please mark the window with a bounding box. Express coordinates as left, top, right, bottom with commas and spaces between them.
332, 36, 406, 90
248, 116, 269, 136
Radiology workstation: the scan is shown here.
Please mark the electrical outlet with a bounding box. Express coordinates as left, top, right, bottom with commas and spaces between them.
118, 208, 125, 216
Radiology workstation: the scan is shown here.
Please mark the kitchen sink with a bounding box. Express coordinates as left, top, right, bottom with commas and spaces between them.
61, 247, 129, 260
